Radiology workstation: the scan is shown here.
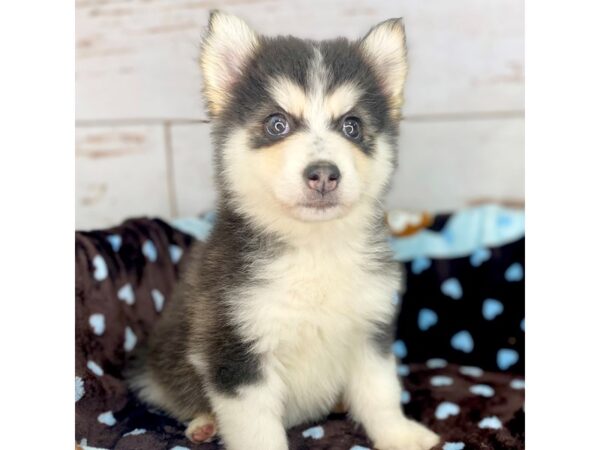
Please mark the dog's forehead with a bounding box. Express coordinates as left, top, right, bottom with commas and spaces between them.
225, 35, 389, 132
259, 37, 381, 121
267, 75, 362, 122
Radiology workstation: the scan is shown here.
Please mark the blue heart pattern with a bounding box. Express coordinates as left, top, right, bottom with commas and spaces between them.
151, 289, 165, 312
412, 256, 431, 274
418, 309, 438, 331
470, 247, 491, 267
430, 375, 453, 387
169, 245, 183, 263
505, 262, 524, 282
97, 411, 116, 427
124, 326, 137, 352
497, 348, 519, 370
396, 263, 522, 371
478, 416, 502, 430
435, 401, 460, 420
118, 283, 136, 305
302, 426, 324, 439
142, 239, 158, 262
443, 443, 465, 450
459, 366, 483, 377
75, 376, 85, 402
392, 340, 407, 359
401, 390, 411, 404
482, 298, 504, 320
441, 278, 463, 299
106, 234, 122, 252
123, 429, 147, 437
92, 255, 108, 281
87, 360, 104, 377
396, 364, 410, 376
469, 384, 495, 397
426, 358, 448, 369
510, 379, 525, 390
451, 331, 474, 353
89, 313, 105, 336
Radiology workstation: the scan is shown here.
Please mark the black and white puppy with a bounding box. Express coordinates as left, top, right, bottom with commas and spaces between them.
128, 10, 439, 450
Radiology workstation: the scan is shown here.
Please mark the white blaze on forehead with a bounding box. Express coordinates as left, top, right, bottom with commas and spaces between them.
307, 49, 362, 125
305, 48, 330, 130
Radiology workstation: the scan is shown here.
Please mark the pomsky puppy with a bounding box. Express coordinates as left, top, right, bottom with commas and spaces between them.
128, 10, 439, 450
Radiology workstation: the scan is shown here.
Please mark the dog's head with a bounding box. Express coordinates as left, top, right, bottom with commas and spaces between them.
201, 11, 408, 230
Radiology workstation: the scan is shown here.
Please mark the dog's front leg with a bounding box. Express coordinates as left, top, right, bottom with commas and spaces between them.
209, 366, 288, 450
345, 341, 439, 450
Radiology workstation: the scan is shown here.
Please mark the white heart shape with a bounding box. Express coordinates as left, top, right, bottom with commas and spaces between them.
124, 326, 137, 352
93, 255, 108, 281
89, 313, 105, 335
118, 283, 135, 305
435, 401, 460, 420
151, 289, 165, 312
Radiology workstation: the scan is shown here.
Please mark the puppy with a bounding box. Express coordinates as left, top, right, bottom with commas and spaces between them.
128, 11, 439, 450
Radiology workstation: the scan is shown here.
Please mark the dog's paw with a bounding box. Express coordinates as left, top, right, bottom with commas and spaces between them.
185, 413, 217, 444
374, 419, 439, 450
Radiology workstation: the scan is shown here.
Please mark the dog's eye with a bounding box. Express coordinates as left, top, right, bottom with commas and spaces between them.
342, 117, 361, 140
265, 114, 290, 137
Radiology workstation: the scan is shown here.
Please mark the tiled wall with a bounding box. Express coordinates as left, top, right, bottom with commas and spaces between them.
75, 0, 524, 229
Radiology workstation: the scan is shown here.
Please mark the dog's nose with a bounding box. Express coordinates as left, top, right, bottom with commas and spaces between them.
303, 161, 341, 194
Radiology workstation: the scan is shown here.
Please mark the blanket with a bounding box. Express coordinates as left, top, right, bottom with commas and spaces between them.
75, 209, 524, 450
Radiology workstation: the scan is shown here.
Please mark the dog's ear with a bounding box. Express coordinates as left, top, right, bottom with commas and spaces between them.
360, 19, 408, 119
200, 11, 259, 117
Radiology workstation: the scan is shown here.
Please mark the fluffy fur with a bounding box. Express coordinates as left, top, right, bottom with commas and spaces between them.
127, 10, 439, 450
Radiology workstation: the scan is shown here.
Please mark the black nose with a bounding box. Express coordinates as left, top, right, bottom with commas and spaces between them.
303, 161, 341, 194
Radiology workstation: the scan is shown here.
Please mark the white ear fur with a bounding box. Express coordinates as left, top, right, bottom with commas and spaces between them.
360, 19, 408, 118
200, 11, 259, 116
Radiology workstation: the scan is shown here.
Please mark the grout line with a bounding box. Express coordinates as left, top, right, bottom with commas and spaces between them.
76, 118, 211, 127
401, 110, 524, 122
74, 110, 524, 127
163, 122, 178, 218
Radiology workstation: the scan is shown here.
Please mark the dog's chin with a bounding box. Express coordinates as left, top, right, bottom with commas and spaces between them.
290, 201, 346, 222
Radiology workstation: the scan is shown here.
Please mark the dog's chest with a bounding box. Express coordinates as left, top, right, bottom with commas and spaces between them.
234, 243, 398, 424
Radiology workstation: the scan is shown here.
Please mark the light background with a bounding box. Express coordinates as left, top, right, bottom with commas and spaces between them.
75, 0, 524, 229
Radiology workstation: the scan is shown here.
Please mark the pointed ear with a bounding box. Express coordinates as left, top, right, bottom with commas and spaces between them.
200, 11, 259, 117
360, 19, 408, 119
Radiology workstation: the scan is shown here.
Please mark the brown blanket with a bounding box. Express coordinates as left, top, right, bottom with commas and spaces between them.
75, 217, 524, 450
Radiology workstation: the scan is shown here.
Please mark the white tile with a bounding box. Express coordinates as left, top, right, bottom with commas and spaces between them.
387, 117, 524, 211
76, 0, 523, 121
75, 125, 171, 230
170, 123, 217, 217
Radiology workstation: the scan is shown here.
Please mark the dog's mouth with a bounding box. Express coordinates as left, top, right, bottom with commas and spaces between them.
275, 191, 347, 222
297, 200, 339, 210
296, 190, 342, 210
291, 198, 346, 222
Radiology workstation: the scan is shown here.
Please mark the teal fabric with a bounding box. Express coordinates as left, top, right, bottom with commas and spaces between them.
171, 212, 216, 242
388, 204, 524, 261
170, 204, 524, 262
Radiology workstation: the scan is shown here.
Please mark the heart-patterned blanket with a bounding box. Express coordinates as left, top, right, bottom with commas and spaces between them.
75, 211, 524, 450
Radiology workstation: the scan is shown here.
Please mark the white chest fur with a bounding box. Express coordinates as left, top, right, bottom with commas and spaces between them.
231, 236, 399, 427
